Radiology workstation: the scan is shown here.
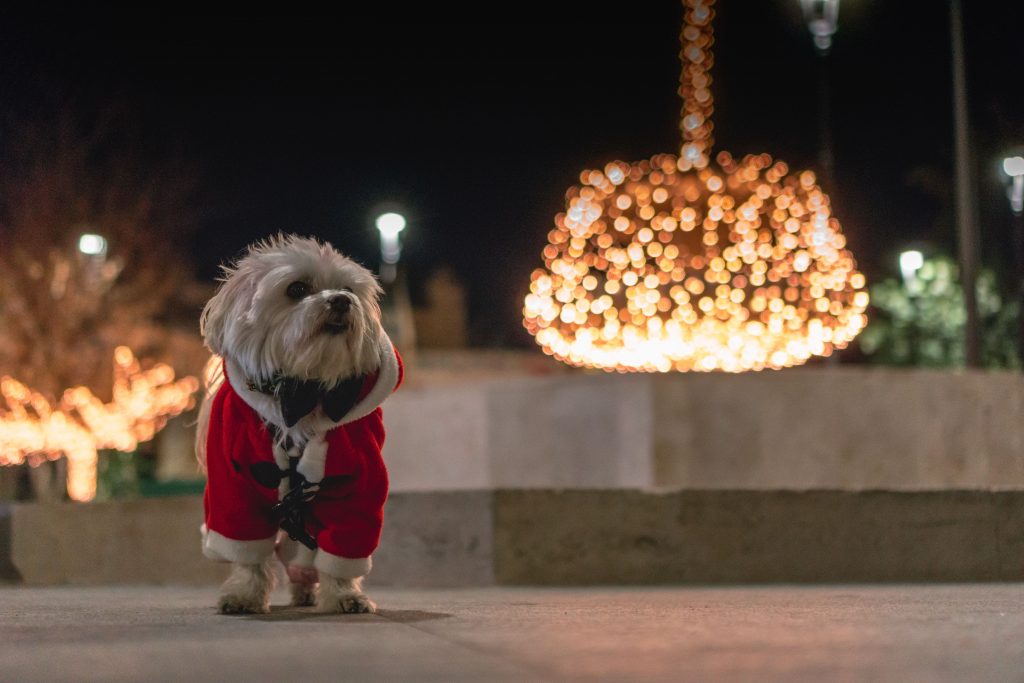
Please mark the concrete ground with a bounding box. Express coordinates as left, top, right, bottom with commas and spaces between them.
1, 585, 1022, 682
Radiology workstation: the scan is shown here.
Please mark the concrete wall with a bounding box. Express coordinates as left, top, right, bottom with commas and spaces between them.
384, 374, 655, 491
652, 369, 1024, 490
7, 491, 1024, 586
2, 495, 493, 587
494, 489, 1024, 584
383, 367, 1024, 491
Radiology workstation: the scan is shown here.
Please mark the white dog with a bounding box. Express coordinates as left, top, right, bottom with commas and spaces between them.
196, 234, 402, 614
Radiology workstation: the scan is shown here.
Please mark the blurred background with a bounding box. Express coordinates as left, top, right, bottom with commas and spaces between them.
1, 2, 1024, 587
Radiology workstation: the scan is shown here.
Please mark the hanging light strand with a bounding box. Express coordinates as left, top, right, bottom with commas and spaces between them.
679, 0, 715, 169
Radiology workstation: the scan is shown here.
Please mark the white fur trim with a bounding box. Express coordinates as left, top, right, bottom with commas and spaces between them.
296, 434, 328, 483
224, 357, 282, 427
201, 524, 275, 564
223, 330, 397, 435
335, 331, 398, 426
314, 550, 372, 579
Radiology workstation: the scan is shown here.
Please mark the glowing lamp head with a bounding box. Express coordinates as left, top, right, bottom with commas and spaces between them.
899, 250, 924, 282
1005, 156, 1024, 215
800, 0, 839, 52
375, 212, 407, 239
1003, 156, 1024, 178
375, 212, 407, 269
78, 234, 108, 256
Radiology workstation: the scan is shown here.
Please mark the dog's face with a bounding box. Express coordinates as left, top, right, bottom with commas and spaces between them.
201, 235, 383, 386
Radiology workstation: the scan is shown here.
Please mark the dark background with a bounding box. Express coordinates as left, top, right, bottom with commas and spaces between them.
2, 2, 1022, 345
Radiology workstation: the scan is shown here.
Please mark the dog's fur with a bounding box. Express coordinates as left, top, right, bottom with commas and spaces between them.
197, 234, 386, 614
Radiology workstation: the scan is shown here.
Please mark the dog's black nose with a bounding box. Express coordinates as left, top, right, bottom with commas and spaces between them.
328, 295, 351, 314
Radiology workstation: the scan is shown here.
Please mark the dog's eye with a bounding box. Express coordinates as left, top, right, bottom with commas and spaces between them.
285, 281, 312, 300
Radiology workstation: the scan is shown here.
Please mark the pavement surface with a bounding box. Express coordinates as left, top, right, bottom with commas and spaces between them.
1, 584, 1023, 682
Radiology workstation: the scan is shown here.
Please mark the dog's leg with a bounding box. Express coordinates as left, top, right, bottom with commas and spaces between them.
218, 561, 275, 614
313, 550, 375, 613
317, 574, 375, 614
290, 582, 317, 607
277, 536, 319, 607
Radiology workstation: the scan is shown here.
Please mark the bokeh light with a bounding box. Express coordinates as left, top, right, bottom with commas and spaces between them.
523, 0, 867, 372
0, 347, 198, 501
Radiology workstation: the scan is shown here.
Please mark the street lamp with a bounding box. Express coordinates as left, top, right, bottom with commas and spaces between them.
801, 0, 839, 231
899, 249, 925, 365
372, 209, 416, 357
949, 0, 981, 367
800, 0, 839, 53
802, 0, 841, 370
1003, 156, 1024, 215
899, 250, 924, 286
375, 212, 406, 284
77, 233, 108, 257
1003, 155, 1024, 365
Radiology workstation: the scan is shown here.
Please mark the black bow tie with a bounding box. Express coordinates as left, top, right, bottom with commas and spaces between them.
247, 374, 366, 427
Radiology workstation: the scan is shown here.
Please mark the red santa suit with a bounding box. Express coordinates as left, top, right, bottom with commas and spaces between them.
201, 336, 402, 580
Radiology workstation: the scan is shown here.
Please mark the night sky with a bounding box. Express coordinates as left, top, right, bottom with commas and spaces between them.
2, 2, 1022, 345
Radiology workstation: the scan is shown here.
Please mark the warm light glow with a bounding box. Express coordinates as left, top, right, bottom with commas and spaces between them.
0, 347, 199, 501
77, 233, 108, 256
523, 0, 867, 373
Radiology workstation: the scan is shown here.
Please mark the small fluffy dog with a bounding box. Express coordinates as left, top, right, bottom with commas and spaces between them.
196, 234, 402, 614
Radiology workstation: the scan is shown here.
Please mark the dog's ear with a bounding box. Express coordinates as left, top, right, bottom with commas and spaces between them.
200, 287, 228, 354
201, 265, 251, 355
363, 273, 384, 323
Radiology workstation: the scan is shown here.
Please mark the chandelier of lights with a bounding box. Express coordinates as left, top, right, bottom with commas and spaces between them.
523, 0, 868, 372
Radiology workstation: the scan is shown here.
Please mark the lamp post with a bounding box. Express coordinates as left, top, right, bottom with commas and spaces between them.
373, 210, 416, 361
801, 0, 840, 366
950, 0, 981, 367
1003, 155, 1024, 365
77, 233, 109, 291
800, 1, 839, 192
1004, 157, 1024, 214
375, 212, 406, 285
899, 249, 925, 365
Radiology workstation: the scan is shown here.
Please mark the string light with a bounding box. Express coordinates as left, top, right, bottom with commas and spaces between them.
523, 0, 867, 372
0, 347, 198, 501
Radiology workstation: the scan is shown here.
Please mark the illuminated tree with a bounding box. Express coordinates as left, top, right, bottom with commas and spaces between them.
0, 110, 205, 500
523, 0, 867, 372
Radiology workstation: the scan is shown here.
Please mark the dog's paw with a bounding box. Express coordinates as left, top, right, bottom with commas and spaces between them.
290, 583, 317, 607
218, 593, 270, 615
317, 591, 376, 614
